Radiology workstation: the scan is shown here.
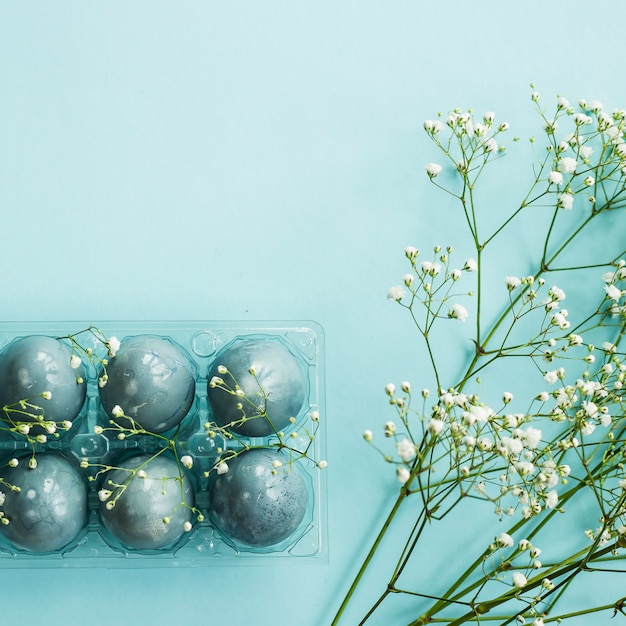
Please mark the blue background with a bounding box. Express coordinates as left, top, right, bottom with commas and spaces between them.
0, 2, 625, 624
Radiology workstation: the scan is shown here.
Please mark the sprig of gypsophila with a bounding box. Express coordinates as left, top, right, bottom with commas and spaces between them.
81, 405, 203, 530
1, 392, 73, 467
56, 326, 121, 388
205, 366, 326, 477
332, 87, 626, 626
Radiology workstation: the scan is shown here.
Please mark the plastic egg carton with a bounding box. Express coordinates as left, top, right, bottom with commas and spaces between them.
0, 320, 326, 567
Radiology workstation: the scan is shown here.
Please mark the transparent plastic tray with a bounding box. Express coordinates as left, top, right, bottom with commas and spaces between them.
0, 320, 326, 567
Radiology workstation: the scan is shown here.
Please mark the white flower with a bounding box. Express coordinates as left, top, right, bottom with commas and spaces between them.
533, 618, 545, 626
605, 283, 622, 301
501, 436, 523, 455
427, 418, 445, 435
545, 490, 558, 509
363, 429, 373, 442
181, 455, 194, 469
183, 521, 193, 532
70, 354, 82, 369
548, 286, 566, 301
107, 336, 121, 357
558, 156, 578, 174
98, 489, 112, 502
396, 438, 417, 463
317, 460, 328, 469
512, 572, 527, 588
449, 303, 469, 322
482, 137, 498, 153
111, 405, 124, 418
505, 276, 521, 290
544, 370, 559, 384
548, 171, 564, 185
557, 193, 574, 210
573, 113, 592, 125
423, 119, 444, 134
579, 145, 593, 161
522, 426, 542, 449
387, 285, 406, 301
216, 461, 229, 475
425, 162, 442, 178
498, 532, 514, 547
468, 404, 494, 424
421, 261, 442, 276
557, 96, 570, 109
583, 400, 598, 417
464, 257, 477, 272
396, 466, 410, 484
41, 391, 52, 400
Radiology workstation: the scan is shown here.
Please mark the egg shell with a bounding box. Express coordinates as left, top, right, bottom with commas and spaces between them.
209, 448, 308, 547
99, 335, 196, 434
0, 335, 87, 427
207, 337, 307, 437
99, 452, 195, 551
0, 453, 88, 553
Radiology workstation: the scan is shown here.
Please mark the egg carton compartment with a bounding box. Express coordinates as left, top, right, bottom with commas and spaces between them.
0, 320, 326, 567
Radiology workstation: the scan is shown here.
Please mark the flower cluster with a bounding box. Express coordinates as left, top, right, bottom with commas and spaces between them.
205, 365, 326, 477
333, 88, 626, 626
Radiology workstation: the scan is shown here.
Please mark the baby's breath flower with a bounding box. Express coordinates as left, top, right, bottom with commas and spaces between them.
107, 336, 121, 357
70, 354, 82, 369
181, 455, 194, 469
396, 438, 416, 462
505, 276, 521, 291
605, 283, 622, 301
464, 257, 477, 272
216, 461, 229, 475
548, 170, 563, 185
111, 405, 124, 418
41, 391, 52, 400
425, 162, 442, 178
557, 192, 574, 210
387, 286, 406, 302
512, 572, 527, 588
448, 303, 469, 322
396, 466, 410, 484
363, 429, 373, 442
317, 460, 328, 469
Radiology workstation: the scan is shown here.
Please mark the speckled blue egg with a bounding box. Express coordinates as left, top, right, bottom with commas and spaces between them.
0, 335, 87, 427
207, 337, 307, 437
209, 448, 308, 547
99, 336, 196, 434
99, 453, 195, 551
0, 453, 88, 553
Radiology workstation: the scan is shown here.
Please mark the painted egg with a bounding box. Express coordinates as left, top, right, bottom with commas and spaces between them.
207, 337, 307, 437
99, 335, 196, 434
209, 448, 308, 547
0, 453, 88, 553
0, 335, 87, 428
99, 452, 195, 551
